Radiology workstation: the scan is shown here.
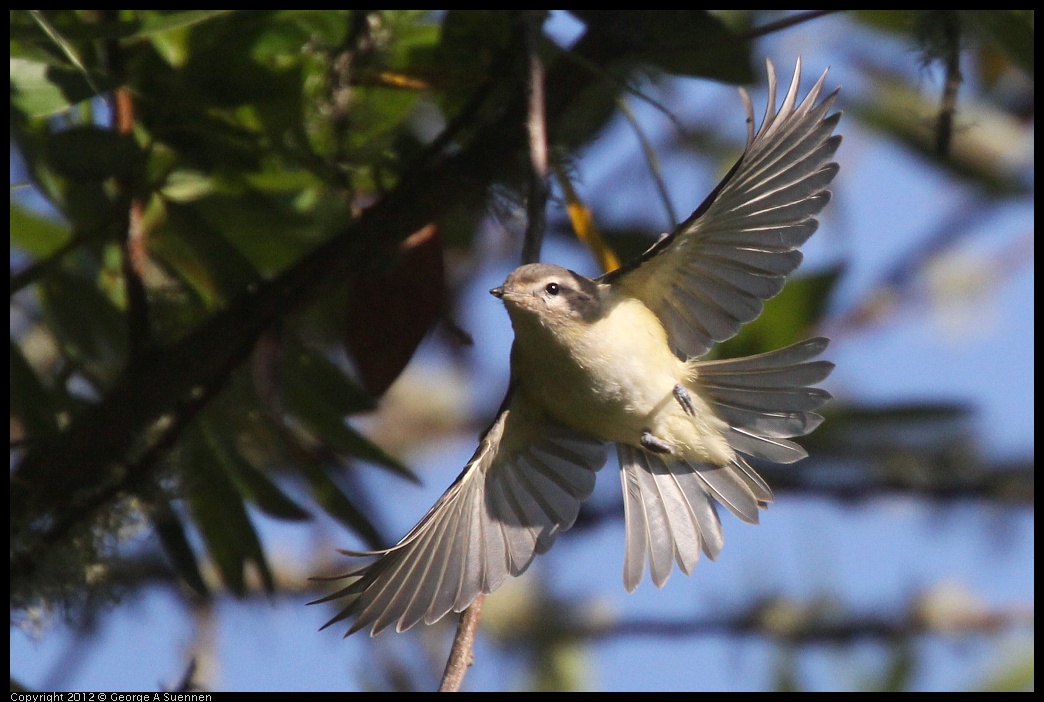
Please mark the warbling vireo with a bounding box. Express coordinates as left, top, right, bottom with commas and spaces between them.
315, 59, 841, 636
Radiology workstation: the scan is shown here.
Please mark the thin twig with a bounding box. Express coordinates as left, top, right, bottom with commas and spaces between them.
101, 10, 150, 356
520, 12, 549, 266
935, 13, 963, 157
438, 594, 485, 692
439, 14, 550, 690
28, 10, 103, 98
738, 10, 843, 41
617, 98, 678, 228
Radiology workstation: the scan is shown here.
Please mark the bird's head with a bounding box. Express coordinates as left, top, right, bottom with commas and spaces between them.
491, 263, 604, 332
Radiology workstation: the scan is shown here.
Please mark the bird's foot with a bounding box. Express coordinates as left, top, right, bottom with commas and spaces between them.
640, 430, 673, 454
673, 383, 696, 417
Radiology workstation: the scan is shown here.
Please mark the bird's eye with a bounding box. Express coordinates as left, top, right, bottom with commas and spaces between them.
545, 282, 560, 296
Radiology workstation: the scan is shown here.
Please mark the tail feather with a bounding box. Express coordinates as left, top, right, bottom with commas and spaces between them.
620, 337, 832, 590
695, 337, 833, 462
620, 444, 728, 592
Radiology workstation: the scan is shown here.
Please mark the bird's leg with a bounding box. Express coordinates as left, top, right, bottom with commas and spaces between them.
640, 430, 673, 455
673, 383, 696, 416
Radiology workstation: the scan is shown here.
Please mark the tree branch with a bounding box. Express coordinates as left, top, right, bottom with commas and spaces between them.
564, 604, 1034, 644
438, 595, 485, 692
521, 11, 549, 266
738, 10, 843, 41
100, 9, 150, 358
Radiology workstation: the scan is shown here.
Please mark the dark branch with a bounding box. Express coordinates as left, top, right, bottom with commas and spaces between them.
739, 10, 843, 41
521, 12, 549, 265
100, 9, 150, 358
563, 603, 1034, 644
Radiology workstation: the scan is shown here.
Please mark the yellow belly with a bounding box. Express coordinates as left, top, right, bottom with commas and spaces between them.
513, 296, 734, 465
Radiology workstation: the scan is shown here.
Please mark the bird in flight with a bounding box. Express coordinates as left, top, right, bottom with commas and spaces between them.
314, 59, 842, 637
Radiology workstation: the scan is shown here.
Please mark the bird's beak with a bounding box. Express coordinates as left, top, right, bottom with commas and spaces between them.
490, 286, 506, 298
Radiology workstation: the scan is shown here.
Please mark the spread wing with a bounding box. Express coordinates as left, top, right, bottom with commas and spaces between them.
311, 396, 608, 636
603, 59, 842, 358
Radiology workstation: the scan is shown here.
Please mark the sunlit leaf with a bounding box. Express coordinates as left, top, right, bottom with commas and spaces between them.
9, 57, 113, 118
10, 203, 71, 259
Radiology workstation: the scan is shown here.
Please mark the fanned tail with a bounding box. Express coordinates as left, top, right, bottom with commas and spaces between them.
694, 337, 833, 464
620, 337, 832, 590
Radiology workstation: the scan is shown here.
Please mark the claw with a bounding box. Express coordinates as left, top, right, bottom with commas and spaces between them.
673, 384, 697, 416
640, 430, 673, 454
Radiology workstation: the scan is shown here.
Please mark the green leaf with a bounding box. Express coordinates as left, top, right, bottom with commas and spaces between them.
189, 192, 319, 275
714, 266, 843, 360
188, 425, 276, 595
151, 202, 261, 309
854, 10, 918, 34
282, 344, 417, 481
963, 10, 1035, 77
10, 342, 61, 438
11, 10, 236, 43
10, 203, 72, 259
39, 269, 129, 384
877, 640, 917, 691
975, 649, 1035, 692
124, 10, 237, 39
569, 10, 753, 83
45, 126, 144, 182
283, 344, 376, 417
235, 462, 313, 522
199, 415, 312, 522
9, 57, 114, 118
153, 497, 209, 597
298, 460, 383, 548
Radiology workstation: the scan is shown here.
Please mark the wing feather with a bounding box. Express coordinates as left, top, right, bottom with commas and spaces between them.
311, 398, 607, 636
604, 59, 842, 358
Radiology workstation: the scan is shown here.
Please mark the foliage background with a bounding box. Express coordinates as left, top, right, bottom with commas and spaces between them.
10, 10, 1033, 692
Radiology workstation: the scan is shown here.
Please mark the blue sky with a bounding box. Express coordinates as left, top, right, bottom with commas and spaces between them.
11, 12, 1033, 692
